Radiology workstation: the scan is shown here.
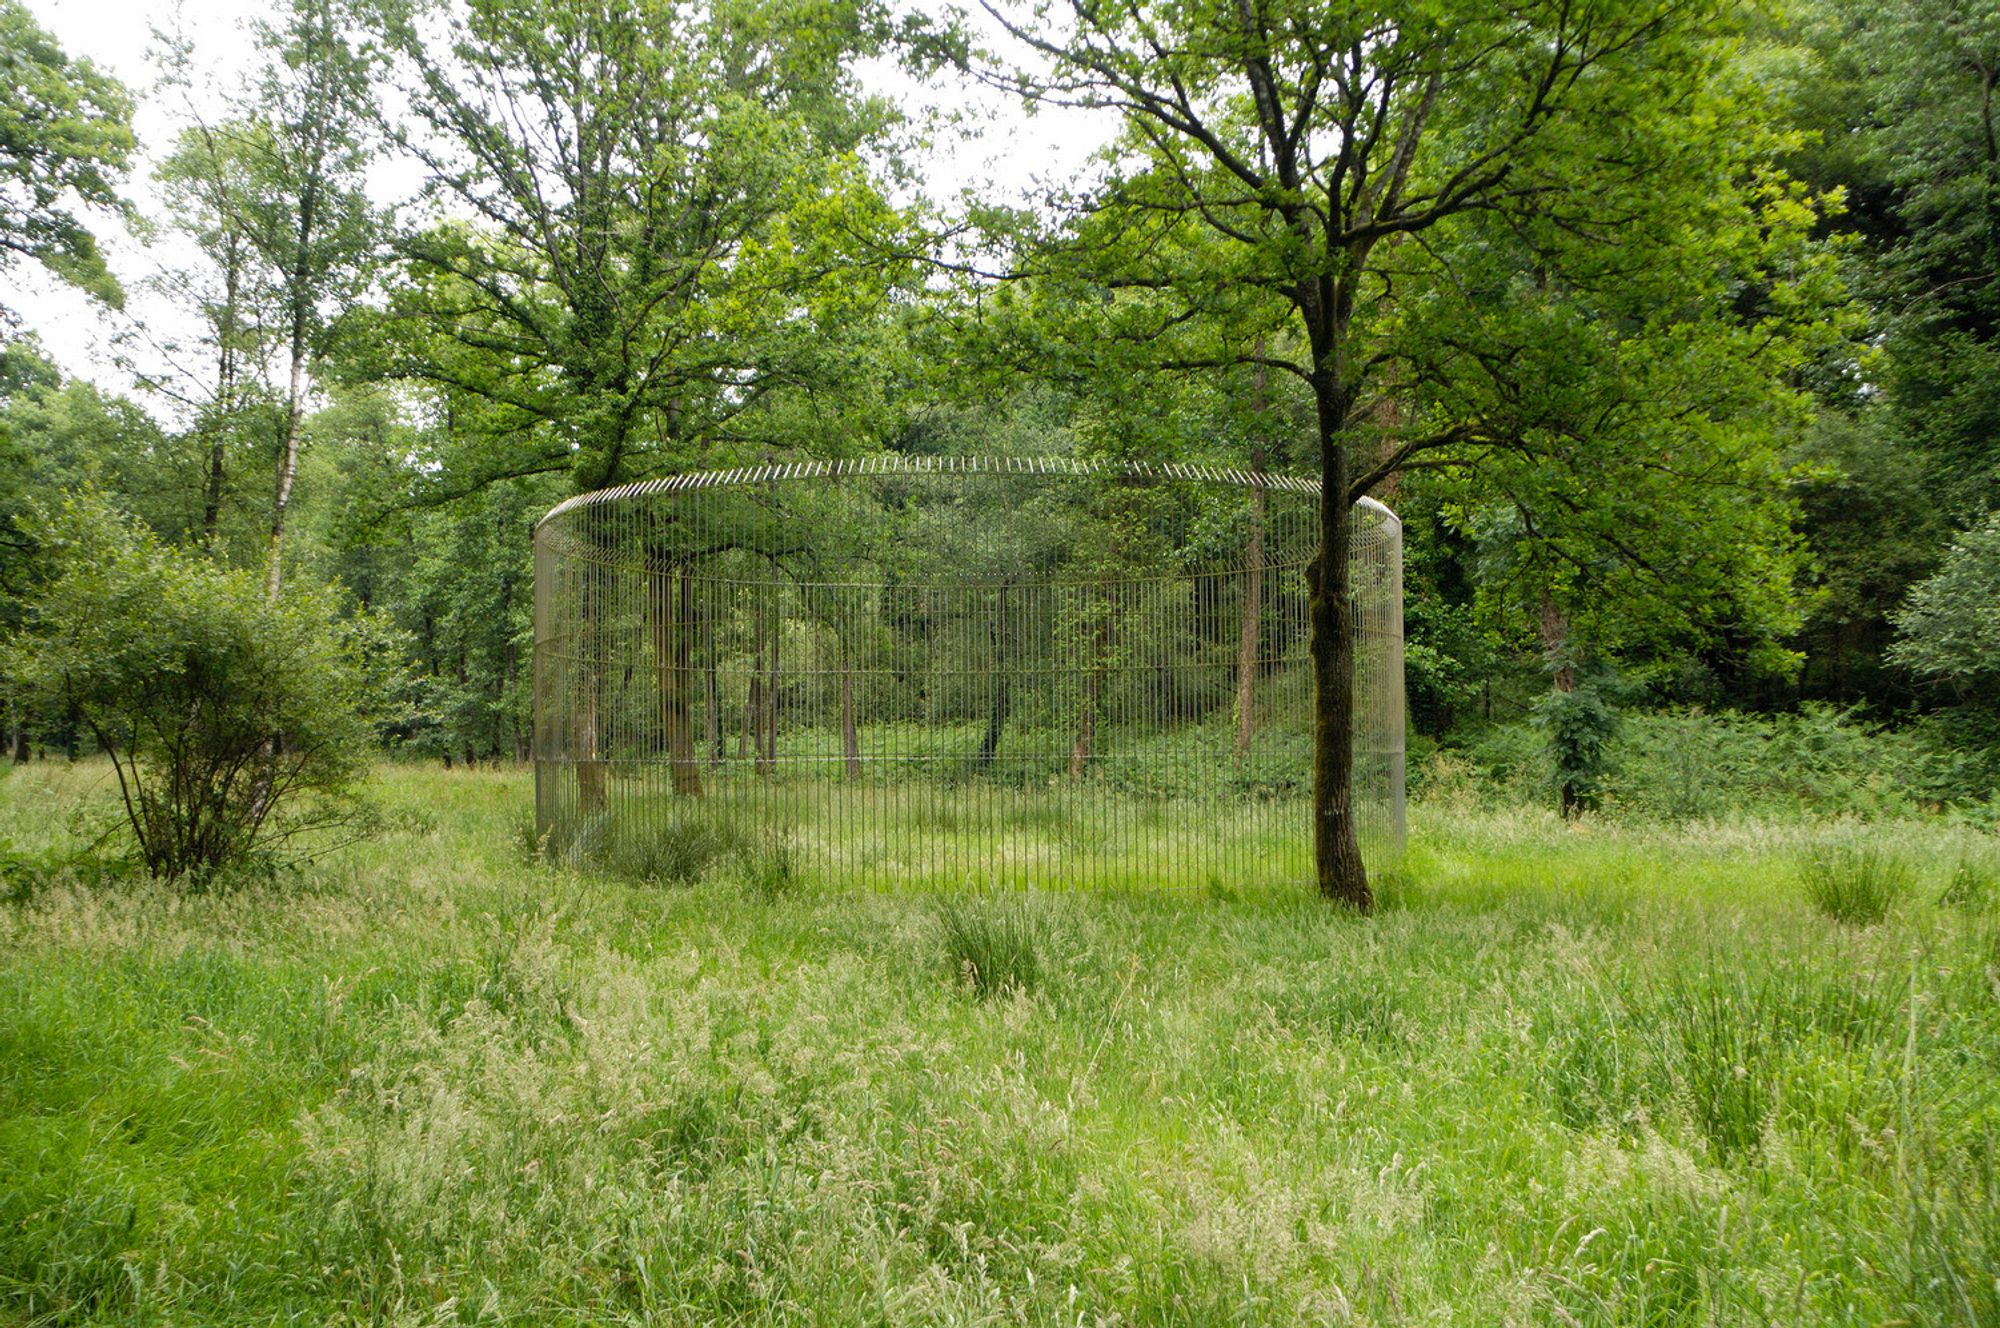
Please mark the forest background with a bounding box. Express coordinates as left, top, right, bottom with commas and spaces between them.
3, 0, 1997, 829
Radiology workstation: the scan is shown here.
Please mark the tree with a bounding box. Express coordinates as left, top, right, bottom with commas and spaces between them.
1411, 182, 1826, 812
1772, 0, 2000, 708
0, 0, 134, 319
146, 123, 284, 554
4, 496, 379, 882
229, 0, 380, 597
372, 0, 914, 499
0, 342, 207, 762
963, 0, 1835, 904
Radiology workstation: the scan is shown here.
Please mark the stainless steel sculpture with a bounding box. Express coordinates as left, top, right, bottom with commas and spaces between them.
532, 457, 1402, 888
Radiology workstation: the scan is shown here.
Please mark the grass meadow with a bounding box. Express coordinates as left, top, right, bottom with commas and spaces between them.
2, 760, 1997, 1325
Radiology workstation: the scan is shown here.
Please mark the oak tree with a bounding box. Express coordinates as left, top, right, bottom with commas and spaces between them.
962, 0, 1834, 904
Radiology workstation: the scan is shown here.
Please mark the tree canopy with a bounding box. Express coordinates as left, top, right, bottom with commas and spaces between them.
0, 0, 133, 315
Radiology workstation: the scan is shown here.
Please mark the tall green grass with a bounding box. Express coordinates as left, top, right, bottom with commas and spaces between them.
1800, 843, 1910, 924
0, 759, 1995, 1324
934, 890, 1049, 997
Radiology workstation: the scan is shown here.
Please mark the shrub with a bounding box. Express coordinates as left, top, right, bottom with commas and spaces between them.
1455, 703, 1979, 821
3, 497, 379, 883
1454, 722, 1552, 806
1531, 669, 1621, 815
1800, 844, 1909, 926
1611, 707, 1767, 819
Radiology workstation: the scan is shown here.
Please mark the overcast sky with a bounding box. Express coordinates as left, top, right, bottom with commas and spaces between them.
13, 0, 1116, 415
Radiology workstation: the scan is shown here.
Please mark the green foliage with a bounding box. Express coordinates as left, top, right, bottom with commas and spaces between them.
604, 817, 749, 886
1531, 669, 1622, 814
1, 361, 197, 760
320, 453, 544, 763
1787, 0, 2000, 502
1799, 844, 1909, 925
3, 497, 381, 882
372, 0, 913, 498
0, 0, 133, 312
534, 804, 806, 891
1786, 409, 1950, 704
1454, 704, 1995, 821
540, 812, 729, 884
1611, 705, 1927, 819
737, 836, 799, 899
1892, 511, 2000, 688
1773, 0, 2000, 712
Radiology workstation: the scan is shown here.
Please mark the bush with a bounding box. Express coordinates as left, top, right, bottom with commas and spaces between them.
3, 498, 379, 883
1799, 845, 1909, 926
738, 837, 798, 898
1531, 670, 1621, 814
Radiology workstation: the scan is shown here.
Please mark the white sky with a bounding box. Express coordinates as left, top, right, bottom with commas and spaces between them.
12, 0, 1117, 416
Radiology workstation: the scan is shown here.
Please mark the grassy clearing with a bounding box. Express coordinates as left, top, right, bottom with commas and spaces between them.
1, 760, 1997, 1325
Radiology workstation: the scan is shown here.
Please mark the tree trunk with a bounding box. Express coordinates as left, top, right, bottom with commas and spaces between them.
263, 23, 339, 600
703, 597, 722, 768
1540, 594, 1581, 818
1234, 446, 1267, 761
1068, 669, 1100, 776
1070, 606, 1110, 776
747, 581, 772, 773
1309, 377, 1370, 909
251, 239, 314, 822
977, 680, 1010, 771
265, 339, 308, 600
572, 560, 608, 813
650, 564, 703, 797
504, 601, 526, 762
976, 584, 1011, 771
841, 651, 862, 779
575, 681, 605, 813
263, 143, 325, 600
762, 593, 780, 767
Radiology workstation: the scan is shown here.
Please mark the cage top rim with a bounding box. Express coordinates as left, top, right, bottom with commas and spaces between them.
537, 454, 1397, 530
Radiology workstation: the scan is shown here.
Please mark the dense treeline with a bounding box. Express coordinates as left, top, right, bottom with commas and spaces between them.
1, 0, 1995, 851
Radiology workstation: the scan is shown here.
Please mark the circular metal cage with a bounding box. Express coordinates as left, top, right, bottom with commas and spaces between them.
532, 456, 1403, 889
